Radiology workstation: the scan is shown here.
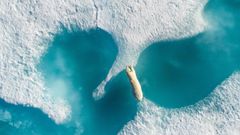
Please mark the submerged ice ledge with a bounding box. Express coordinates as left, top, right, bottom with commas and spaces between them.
0, 0, 207, 123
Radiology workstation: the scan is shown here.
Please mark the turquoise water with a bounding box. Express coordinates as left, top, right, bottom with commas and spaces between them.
38, 28, 137, 135
1, 0, 240, 134
136, 0, 240, 108
1, 28, 137, 135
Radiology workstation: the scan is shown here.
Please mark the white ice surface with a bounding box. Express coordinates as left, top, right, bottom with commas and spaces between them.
0, 0, 95, 124
0, 0, 208, 124
93, 0, 208, 99
119, 72, 240, 135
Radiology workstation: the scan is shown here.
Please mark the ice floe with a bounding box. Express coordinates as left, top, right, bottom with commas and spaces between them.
93, 0, 208, 99
0, 0, 207, 124
0, 0, 95, 123
119, 72, 240, 135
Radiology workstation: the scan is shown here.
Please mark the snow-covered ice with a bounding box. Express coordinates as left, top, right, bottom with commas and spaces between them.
119, 72, 240, 135
93, 0, 208, 99
0, 0, 95, 123
3, 1, 235, 132
1, 0, 240, 134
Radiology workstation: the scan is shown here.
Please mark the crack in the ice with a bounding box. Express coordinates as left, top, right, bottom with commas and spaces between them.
92, 0, 99, 27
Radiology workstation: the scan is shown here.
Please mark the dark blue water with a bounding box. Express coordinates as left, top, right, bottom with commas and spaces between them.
1, 0, 240, 134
